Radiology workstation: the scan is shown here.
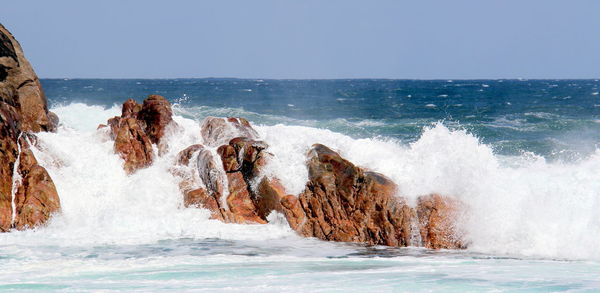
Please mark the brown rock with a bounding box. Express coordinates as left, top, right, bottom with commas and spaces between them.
0, 24, 61, 232
256, 177, 287, 219
138, 95, 173, 144
104, 95, 177, 173
175, 131, 270, 224
0, 24, 57, 132
13, 147, 60, 230
276, 144, 415, 246
108, 116, 153, 174
200, 117, 259, 147
0, 103, 19, 232
417, 194, 465, 249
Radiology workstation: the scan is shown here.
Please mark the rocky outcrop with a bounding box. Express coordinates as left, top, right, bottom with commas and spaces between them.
104, 95, 176, 174
12, 140, 61, 230
0, 24, 57, 132
272, 144, 416, 246
173, 142, 265, 224
175, 115, 465, 249
266, 144, 464, 249
0, 24, 61, 231
173, 117, 273, 224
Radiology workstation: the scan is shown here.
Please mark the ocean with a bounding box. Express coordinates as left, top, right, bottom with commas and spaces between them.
1, 79, 599, 292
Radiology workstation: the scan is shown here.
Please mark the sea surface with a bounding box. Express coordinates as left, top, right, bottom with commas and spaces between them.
2, 79, 600, 292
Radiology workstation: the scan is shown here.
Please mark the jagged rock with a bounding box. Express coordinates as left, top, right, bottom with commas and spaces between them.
178, 117, 466, 249
13, 146, 60, 230
108, 115, 153, 174
417, 194, 465, 249
138, 95, 173, 144
200, 117, 259, 147
173, 143, 264, 224
0, 24, 57, 132
174, 117, 270, 224
275, 144, 415, 246
0, 24, 60, 232
104, 96, 176, 173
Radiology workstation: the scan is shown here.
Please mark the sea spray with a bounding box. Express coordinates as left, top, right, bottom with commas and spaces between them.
2, 102, 600, 260
9, 132, 23, 227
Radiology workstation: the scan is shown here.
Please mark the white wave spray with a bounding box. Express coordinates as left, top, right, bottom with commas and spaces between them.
1, 102, 599, 260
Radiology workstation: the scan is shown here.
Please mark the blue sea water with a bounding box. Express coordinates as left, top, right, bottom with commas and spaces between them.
1, 79, 600, 292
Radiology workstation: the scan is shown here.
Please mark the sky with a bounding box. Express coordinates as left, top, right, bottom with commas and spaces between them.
2, 0, 600, 79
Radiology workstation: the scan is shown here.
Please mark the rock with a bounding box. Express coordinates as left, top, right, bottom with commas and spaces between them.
173, 143, 264, 224
175, 117, 269, 224
12, 146, 60, 230
108, 116, 153, 174
0, 103, 20, 232
138, 95, 173, 144
200, 117, 259, 147
0, 24, 57, 132
104, 96, 177, 173
0, 24, 60, 232
255, 177, 288, 219
417, 194, 465, 249
276, 144, 415, 246
177, 118, 466, 249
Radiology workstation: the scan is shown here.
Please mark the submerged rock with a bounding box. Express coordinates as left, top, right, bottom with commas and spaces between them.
0, 24, 61, 231
417, 193, 465, 249
104, 95, 177, 174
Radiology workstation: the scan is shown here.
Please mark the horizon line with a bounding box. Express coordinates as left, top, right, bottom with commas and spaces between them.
38, 77, 600, 81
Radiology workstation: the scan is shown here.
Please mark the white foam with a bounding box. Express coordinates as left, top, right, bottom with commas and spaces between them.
0, 103, 294, 246
3, 102, 600, 260
257, 122, 600, 259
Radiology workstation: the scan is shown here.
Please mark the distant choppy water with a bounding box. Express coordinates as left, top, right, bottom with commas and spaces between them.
43, 78, 600, 159
1, 79, 599, 292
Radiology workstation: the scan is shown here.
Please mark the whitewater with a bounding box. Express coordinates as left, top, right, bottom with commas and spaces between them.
0, 100, 599, 291
2, 78, 600, 291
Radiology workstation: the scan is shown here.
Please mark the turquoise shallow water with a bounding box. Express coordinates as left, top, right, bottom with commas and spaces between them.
2, 239, 600, 292
1, 79, 600, 292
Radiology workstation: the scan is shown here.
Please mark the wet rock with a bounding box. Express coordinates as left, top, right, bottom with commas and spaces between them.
108, 115, 153, 174
0, 24, 60, 232
178, 119, 466, 249
0, 103, 20, 232
277, 144, 415, 246
138, 95, 173, 145
13, 146, 60, 230
417, 194, 465, 249
200, 117, 259, 147
173, 143, 264, 224
255, 177, 288, 219
104, 95, 177, 173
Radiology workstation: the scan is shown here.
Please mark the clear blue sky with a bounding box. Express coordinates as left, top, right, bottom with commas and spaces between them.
2, 0, 600, 79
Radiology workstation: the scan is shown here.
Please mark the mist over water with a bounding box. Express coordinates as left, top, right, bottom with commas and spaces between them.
1, 79, 600, 291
